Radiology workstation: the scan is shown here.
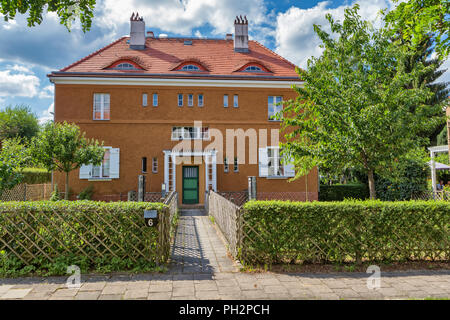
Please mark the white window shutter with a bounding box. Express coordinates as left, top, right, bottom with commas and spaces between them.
259, 148, 268, 177
79, 164, 92, 179
284, 157, 296, 177
110, 148, 120, 179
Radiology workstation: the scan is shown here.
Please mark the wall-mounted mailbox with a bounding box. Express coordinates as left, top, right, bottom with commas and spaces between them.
144, 210, 158, 227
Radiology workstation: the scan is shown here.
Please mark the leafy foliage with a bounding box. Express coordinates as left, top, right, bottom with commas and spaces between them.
0, 105, 39, 142
384, 0, 450, 58
49, 184, 61, 201
20, 168, 51, 184
319, 184, 369, 201
78, 184, 94, 200
241, 200, 450, 266
0, 138, 30, 195
0, 0, 97, 32
280, 5, 436, 199
0, 201, 168, 277
30, 121, 104, 199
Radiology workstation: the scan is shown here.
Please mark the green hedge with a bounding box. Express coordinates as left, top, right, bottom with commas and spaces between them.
241, 201, 450, 266
20, 168, 51, 184
0, 201, 169, 277
319, 184, 369, 201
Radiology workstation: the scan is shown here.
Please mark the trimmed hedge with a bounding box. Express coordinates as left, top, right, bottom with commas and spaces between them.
0, 201, 169, 277
319, 184, 369, 201
241, 201, 450, 266
20, 168, 51, 184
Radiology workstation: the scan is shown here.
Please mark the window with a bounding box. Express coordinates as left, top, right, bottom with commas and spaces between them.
152, 157, 158, 173
243, 65, 263, 72
115, 62, 139, 70
259, 147, 295, 178
233, 95, 239, 108
172, 127, 209, 140
234, 157, 239, 172
142, 93, 148, 107
268, 96, 283, 120
223, 95, 229, 108
198, 94, 204, 107
181, 64, 200, 71
188, 94, 194, 107
267, 148, 283, 177
93, 93, 110, 120
92, 148, 111, 178
224, 157, 229, 173
178, 94, 183, 107
153, 94, 158, 107
142, 157, 147, 173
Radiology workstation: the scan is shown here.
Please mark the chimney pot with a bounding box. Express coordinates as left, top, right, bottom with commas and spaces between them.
130, 12, 146, 50
226, 33, 233, 41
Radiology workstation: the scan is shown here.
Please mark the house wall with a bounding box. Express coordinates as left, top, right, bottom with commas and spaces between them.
53, 83, 318, 201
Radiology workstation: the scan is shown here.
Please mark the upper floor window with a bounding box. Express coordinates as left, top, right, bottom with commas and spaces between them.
153, 93, 158, 107
243, 65, 263, 72
178, 94, 183, 107
223, 95, 229, 108
188, 94, 194, 107
142, 93, 148, 107
181, 64, 200, 71
115, 62, 139, 70
268, 96, 283, 121
93, 93, 110, 120
172, 127, 209, 140
234, 95, 239, 108
198, 94, 204, 107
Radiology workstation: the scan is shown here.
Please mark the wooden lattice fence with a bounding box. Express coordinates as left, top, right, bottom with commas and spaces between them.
0, 183, 51, 202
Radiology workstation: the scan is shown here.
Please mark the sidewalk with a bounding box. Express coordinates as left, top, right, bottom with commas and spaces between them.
0, 209, 449, 300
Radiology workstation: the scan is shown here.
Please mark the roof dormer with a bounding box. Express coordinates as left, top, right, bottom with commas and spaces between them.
172, 60, 209, 72
103, 58, 147, 71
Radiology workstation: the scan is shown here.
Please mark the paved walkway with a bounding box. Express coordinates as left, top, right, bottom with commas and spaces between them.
0, 209, 449, 300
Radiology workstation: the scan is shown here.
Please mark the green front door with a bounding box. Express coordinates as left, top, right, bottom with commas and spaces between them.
182, 166, 199, 204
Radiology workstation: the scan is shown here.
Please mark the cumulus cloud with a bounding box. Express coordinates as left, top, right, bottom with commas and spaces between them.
0, 68, 40, 98
274, 0, 393, 68
39, 103, 54, 124
39, 85, 55, 99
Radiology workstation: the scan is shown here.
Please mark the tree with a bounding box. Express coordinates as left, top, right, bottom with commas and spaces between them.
384, 0, 450, 58
280, 5, 436, 199
0, 138, 30, 196
31, 121, 104, 200
0, 105, 40, 142
437, 125, 448, 146
0, 0, 96, 32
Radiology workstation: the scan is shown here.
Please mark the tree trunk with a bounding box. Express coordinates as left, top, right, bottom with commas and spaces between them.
368, 169, 376, 200
65, 171, 69, 200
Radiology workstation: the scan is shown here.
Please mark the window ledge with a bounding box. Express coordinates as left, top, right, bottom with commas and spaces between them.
266, 176, 290, 179
88, 178, 112, 182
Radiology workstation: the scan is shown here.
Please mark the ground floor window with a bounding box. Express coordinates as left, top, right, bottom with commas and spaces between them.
92, 148, 111, 178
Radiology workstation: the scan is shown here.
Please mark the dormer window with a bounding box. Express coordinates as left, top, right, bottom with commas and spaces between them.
116, 63, 138, 70
181, 64, 200, 71
244, 65, 263, 72
106, 60, 143, 71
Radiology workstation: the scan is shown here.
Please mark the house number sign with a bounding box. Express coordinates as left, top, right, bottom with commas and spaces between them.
144, 210, 158, 227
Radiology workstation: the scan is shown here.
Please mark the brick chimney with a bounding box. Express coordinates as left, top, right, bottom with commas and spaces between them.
130, 12, 145, 50
234, 15, 248, 53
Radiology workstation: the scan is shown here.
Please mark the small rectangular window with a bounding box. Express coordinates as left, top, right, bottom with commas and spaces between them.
142, 93, 148, 107
234, 157, 239, 172
142, 157, 147, 173
224, 157, 229, 173
233, 95, 239, 108
178, 94, 183, 107
198, 94, 204, 107
152, 157, 158, 173
93, 93, 110, 120
91, 148, 111, 178
223, 94, 228, 108
153, 93, 158, 107
188, 94, 194, 107
268, 96, 283, 120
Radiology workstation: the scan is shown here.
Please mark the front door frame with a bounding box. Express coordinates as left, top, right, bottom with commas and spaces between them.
182, 166, 199, 204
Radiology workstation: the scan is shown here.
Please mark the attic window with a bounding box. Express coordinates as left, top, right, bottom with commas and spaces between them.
115, 63, 139, 70
107, 60, 143, 71
244, 65, 263, 72
181, 64, 200, 71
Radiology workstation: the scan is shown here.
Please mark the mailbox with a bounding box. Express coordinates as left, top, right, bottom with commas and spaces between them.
144, 210, 158, 227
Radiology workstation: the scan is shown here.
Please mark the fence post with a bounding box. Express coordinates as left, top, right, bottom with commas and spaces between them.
248, 176, 256, 201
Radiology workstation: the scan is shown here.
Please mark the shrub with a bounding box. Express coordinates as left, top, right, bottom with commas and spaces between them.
20, 168, 51, 184
49, 184, 60, 201
241, 200, 450, 266
78, 185, 94, 200
0, 201, 170, 277
319, 184, 369, 201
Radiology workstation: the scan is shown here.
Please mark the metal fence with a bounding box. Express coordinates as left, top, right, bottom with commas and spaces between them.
0, 183, 52, 202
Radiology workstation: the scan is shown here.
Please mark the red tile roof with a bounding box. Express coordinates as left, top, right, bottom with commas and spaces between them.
55, 37, 299, 80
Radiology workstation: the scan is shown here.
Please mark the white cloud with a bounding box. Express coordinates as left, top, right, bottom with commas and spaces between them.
39, 103, 54, 124
0, 68, 40, 98
274, 0, 393, 68
39, 85, 55, 99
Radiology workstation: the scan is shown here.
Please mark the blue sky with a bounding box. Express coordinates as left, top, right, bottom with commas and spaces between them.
0, 0, 448, 123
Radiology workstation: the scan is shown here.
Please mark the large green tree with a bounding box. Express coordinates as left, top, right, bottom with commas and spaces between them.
31, 121, 104, 199
384, 0, 449, 58
0, 0, 96, 32
0, 138, 30, 196
0, 105, 40, 142
280, 5, 437, 199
